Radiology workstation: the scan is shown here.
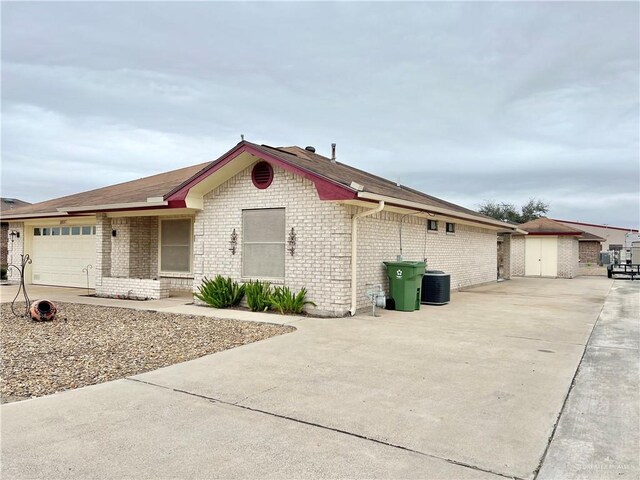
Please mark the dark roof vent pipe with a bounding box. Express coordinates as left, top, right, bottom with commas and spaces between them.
305, 146, 316, 153
331, 143, 336, 163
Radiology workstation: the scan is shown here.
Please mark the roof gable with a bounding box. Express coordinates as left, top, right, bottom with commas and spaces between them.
518, 217, 584, 235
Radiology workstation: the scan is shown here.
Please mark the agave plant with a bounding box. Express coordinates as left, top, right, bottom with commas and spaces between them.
269, 286, 316, 315
195, 275, 245, 308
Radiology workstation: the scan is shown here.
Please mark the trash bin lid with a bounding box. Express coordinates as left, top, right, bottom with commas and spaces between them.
424, 270, 446, 275
383, 261, 427, 267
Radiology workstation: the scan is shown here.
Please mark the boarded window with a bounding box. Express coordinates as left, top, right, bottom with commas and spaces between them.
242, 209, 285, 278
161, 219, 192, 273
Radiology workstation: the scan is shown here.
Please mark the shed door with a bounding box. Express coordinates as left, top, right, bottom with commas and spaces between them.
525, 237, 558, 277
31, 225, 96, 288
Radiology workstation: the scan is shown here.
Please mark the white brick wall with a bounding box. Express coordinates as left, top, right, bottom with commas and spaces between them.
96, 277, 170, 300
193, 163, 351, 316
109, 217, 159, 279
6, 222, 24, 283
557, 236, 579, 278
354, 209, 497, 310
510, 235, 579, 278
511, 235, 526, 277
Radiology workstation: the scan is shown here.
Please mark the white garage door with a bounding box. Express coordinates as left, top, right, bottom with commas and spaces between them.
525, 236, 558, 277
31, 225, 96, 288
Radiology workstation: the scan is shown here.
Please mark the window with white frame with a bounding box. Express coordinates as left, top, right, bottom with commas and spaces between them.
160, 219, 192, 273
242, 208, 285, 278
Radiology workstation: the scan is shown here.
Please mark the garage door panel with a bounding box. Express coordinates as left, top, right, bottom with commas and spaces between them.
31, 228, 96, 288
540, 238, 558, 277
525, 237, 541, 276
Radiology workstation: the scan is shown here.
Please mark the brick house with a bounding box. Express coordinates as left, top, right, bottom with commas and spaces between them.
4, 141, 520, 316
510, 217, 581, 278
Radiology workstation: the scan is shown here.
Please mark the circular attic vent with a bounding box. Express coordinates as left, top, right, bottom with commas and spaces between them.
251, 161, 274, 189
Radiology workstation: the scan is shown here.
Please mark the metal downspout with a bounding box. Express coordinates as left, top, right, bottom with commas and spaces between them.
350, 201, 385, 316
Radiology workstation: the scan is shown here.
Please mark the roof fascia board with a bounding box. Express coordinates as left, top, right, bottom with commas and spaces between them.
525, 232, 582, 236
165, 142, 357, 206
59, 200, 169, 213
356, 191, 519, 231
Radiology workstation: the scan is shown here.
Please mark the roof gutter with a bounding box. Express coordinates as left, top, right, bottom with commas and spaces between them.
350, 201, 385, 316
356, 192, 519, 232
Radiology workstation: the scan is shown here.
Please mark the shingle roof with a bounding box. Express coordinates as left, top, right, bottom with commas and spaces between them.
578, 231, 606, 242
250, 143, 489, 218
518, 217, 584, 234
0, 198, 31, 213
3, 141, 501, 225
2, 162, 209, 217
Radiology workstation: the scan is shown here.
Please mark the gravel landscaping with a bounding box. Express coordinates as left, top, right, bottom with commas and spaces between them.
0, 302, 294, 403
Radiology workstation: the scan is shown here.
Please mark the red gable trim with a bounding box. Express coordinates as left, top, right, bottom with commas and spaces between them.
165, 142, 357, 207
552, 219, 639, 232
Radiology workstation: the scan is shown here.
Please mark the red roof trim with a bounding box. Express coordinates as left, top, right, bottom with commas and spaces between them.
552, 219, 639, 232
165, 142, 357, 206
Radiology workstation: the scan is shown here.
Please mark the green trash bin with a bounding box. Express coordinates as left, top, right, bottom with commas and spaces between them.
383, 261, 426, 311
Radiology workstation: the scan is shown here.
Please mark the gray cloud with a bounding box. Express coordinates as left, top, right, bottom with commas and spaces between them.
1, 1, 638, 227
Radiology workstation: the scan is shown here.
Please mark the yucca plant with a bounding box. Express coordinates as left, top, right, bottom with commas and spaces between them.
245, 280, 273, 312
195, 275, 245, 308
269, 286, 316, 315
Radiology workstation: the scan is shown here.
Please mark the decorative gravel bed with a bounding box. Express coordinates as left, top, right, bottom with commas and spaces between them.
0, 302, 295, 403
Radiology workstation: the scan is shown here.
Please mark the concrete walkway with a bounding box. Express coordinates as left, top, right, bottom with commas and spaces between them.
538, 281, 640, 480
1, 277, 633, 479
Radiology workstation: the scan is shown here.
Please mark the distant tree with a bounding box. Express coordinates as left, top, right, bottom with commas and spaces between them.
478, 198, 549, 224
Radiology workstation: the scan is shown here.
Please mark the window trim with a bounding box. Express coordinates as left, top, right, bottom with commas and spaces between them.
158, 218, 193, 275
241, 208, 286, 279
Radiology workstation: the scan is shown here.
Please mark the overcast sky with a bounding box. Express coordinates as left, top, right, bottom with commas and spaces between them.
2, 2, 638, 228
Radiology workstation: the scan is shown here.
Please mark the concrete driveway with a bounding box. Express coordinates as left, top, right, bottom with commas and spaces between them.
0, 277, 628, 479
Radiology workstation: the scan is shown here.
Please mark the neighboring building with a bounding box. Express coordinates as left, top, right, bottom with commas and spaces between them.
553, 219, 639, 251
577, 231, 606, 264
3, 141, 519, 316
511, 217, 581, 279
1, 198, 31, 271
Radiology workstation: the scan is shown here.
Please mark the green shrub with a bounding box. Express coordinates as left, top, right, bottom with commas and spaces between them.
195, 275, 245, 308
269, 286, 316, 315
245, 280, 272, 312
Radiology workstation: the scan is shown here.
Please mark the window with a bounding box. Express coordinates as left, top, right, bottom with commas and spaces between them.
34, 228, 41, 236
242, 208, 285, 278
52, 227, 60, 236
81, 226, 92, 235
61, 227, 70, 235
160, 219, 192, 273
71, 226, 80, 235
427, 220, 438, 231
446, 222, 456, 234
42, 228, 50, 236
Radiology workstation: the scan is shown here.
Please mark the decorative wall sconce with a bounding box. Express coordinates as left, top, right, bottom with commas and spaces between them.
229, 228, 238, 255
287, 227, 297, 256
9, 230, 20, 241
